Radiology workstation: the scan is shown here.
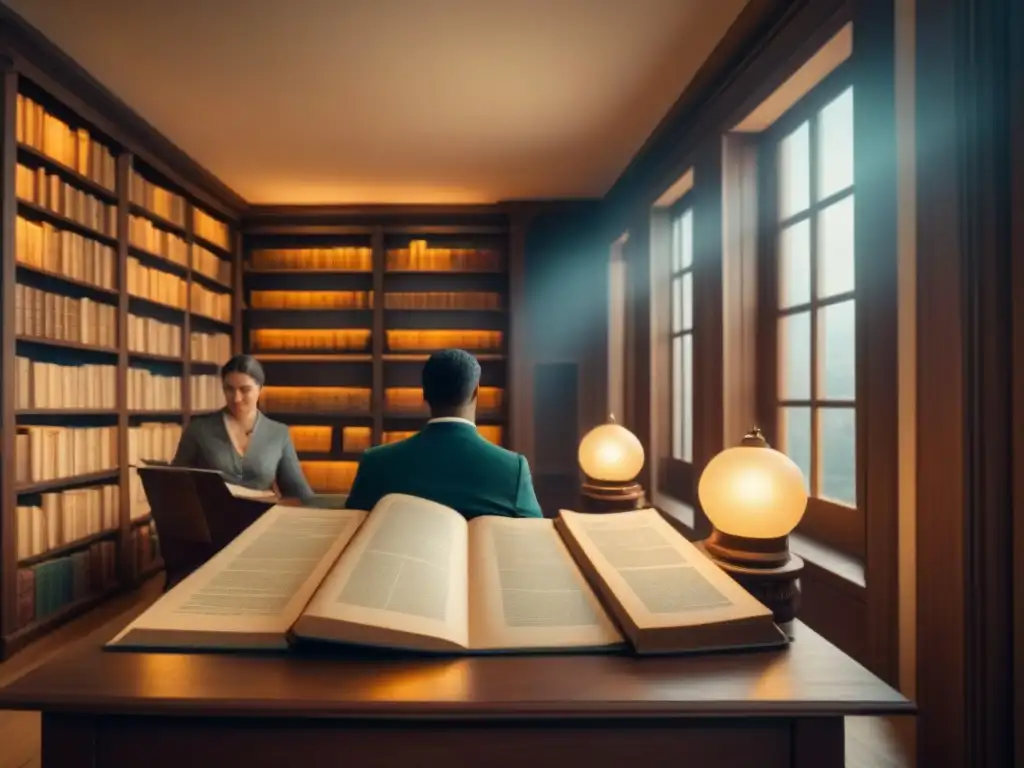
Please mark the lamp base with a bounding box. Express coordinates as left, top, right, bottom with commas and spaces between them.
579, 479, 646, 514
697, 541, 804, 625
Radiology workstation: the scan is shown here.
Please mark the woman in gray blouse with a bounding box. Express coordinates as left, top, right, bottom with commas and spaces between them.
172, 354, 315, 503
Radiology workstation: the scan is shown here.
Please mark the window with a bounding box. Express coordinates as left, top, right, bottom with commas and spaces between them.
760, 76, 861, 555
670, 204, 694, 464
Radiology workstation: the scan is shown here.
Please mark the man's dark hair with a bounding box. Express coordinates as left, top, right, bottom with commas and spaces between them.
221, 354, 266, 387
422, 349, 481, 409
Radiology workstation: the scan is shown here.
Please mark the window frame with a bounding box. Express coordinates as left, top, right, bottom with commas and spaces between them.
662, 192, 696, 504
756, 62, 865, 558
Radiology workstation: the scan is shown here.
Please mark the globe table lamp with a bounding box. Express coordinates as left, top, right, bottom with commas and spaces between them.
577, 415, 646, 513
697, 427, 807, 624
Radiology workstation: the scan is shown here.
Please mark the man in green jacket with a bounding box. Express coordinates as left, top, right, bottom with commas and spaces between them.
344, 349, 544, 519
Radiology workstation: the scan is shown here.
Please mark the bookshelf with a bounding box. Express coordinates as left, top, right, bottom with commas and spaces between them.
243, 220, 512, 496
0, 72, 242, 658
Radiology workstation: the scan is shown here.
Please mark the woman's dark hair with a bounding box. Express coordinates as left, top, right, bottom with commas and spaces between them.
220, 354, 266, 387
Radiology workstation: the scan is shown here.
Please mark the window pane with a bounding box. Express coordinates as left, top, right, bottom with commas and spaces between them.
818, 87, 854, 199
778, 311, 811, 400
672, 335, 683, 460
680, 208, 694, 269
817, 195, 855, 298
818, 300, 856, 400
779, 219, 811, 308
671, 276, 682, 333
671, 214, 681, 272
778, 122, 810, 220
780, 406, 812, 492
819, 407, 857, 506
682, 333, 693, 462
682, 272, 693, 331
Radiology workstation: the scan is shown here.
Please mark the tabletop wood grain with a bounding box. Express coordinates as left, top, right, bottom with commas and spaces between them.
0, 621, 912, 720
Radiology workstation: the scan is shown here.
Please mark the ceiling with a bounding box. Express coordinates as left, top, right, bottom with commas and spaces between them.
5, 0, 749, 205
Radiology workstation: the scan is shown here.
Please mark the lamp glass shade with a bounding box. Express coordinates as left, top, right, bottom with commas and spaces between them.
697, 444, 808, 539
578, 422, 644, 483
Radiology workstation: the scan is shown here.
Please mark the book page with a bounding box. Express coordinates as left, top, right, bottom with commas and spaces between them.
557, 508, 771, 630
294, 494, 469, 651
467, 516, 624, 651
225, 481, 278, 501
108, 505, 366, 649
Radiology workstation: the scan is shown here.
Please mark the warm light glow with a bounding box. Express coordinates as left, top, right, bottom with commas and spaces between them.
578, 419, 644, 483
698, 439, 808, 539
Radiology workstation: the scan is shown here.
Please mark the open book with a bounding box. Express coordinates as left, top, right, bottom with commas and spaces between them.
108, 494, 786, 655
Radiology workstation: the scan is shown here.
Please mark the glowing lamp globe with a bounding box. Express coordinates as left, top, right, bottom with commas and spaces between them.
577, 416, 646, 513
578, 418, 645, 483
697, 428, 808, 624
697, 430, 808, 540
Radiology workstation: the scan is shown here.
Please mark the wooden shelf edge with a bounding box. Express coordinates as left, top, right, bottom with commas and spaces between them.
253, 353, 372, 363
127, 294, 186, 315
192, 233, 232, 259
17, 198, 118, 246
2, 584, 122, 654
128, 203, 186, 236
16, 409, 117, 417
244, 268, 372, 276
128, 244, 189, 275
16, 469, 119, 495
17, 143, 118, 201
128, 350, 183, 364
190, 269, 233, 293
16, 262, 119, 298
16, 336, 118, 355
16, 528, 119, 567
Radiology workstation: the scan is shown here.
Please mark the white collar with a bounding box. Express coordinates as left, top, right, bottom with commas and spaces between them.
426, 417, 475, 427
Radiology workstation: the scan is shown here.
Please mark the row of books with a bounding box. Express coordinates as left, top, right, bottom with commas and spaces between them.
300, 461, 358, 493
129, 313, 182, 358
129, 214, 189, 266
249, 329, 371, 352
386, 329, 503, 352
386, 240, 501, 272
16, 215, 117, 291
16, 94, 117, 191
191, 282, 231, 322
261, 386, 372, 414
384, 386, 503, 413
382, 425, 503, 445
246, 290, 503, 311
16, 163, 117, 238
15, 284, 117, 349
290, 425, 337, 453
250, 290, 373, 310
14, 425, 118, 486
193, 208, 230, 251
128, 420, 179, 519
15, 539, 118, 630
289, 423, 505, 454
193, 243, 233, 286
192, 374, 222, 412
250, 247, 372, 272
15, 358, 117, 411
128, 422, 182, 467
191, 331, 232, 363
130, 170, 185, 228
127, 369, 182, 412
128, 256, 186, 308
384, 291, 503, 310
15, 484, 120, 560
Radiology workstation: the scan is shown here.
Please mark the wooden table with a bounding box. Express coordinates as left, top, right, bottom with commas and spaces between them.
0, 622, 912, 768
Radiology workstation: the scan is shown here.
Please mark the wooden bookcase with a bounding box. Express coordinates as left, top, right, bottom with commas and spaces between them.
0, 70, 242, 658
242, 215, 511, 495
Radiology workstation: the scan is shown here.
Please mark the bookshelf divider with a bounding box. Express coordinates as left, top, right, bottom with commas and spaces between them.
0, 69, 243, 659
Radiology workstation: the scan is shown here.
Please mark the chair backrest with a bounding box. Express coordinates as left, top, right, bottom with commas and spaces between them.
137, 467, 217, 590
